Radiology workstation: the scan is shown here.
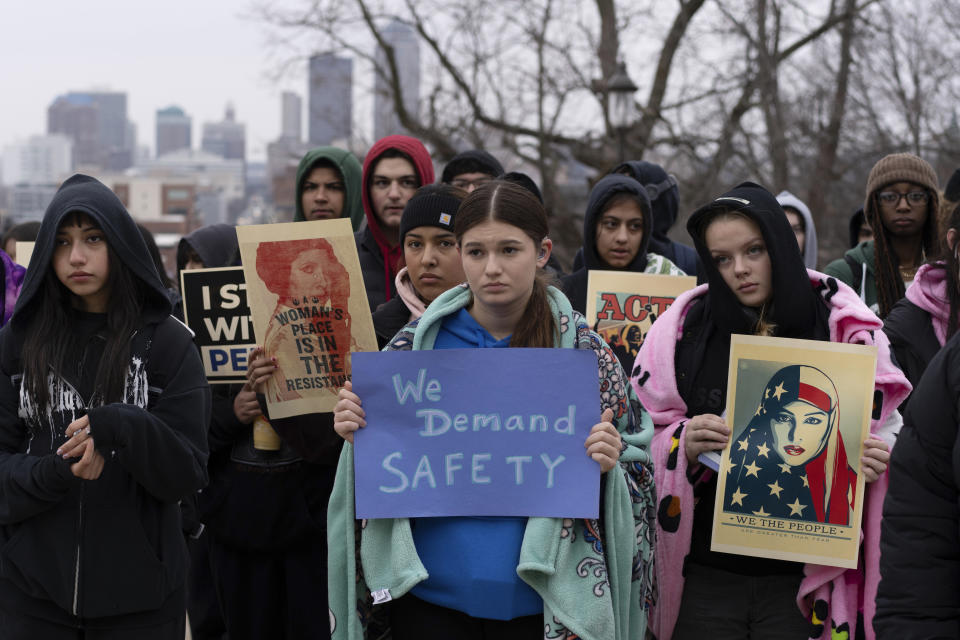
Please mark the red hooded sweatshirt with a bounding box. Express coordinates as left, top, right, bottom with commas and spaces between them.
361, 135, 435, 302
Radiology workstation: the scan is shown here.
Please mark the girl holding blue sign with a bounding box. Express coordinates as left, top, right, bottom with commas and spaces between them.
323, 181, 655, 640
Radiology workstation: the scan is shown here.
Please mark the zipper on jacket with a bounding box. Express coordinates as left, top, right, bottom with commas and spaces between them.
58, 329, 142, 618
72, 482, 84, 616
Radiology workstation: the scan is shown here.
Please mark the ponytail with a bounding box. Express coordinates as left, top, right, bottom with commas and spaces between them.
510, 269, 558, 348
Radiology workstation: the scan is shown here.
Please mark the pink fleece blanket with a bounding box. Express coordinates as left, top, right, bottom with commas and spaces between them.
905, 262, 950, 347
394, 266, 426, 320
631, 269, 911, 640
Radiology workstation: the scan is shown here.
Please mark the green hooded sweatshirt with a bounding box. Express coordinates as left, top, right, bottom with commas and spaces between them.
293, 146, 364, 231
824, 240, 879, 314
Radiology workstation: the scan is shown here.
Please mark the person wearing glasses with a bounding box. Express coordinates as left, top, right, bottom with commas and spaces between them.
356, 135, 435, 313
560, 174, 686, 318
439, 149, 504, 193
825, 153, 940, 318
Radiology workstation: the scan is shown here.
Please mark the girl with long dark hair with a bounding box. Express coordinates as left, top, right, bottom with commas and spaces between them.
0, 175, 210, 639
296, 181, 655, 639
631, 183, 909, 640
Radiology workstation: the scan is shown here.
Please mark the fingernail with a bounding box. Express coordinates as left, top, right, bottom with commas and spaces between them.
56, 448, 62, 455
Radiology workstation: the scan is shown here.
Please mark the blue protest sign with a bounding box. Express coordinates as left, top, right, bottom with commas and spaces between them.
352, 348, 602, 519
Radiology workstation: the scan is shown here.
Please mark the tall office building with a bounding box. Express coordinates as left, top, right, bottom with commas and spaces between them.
47, 91, 134, 170
155, 105, 192, 157
201, 104, 246, 161
1, 134, 73, 186
281, 92, 302, 142
308, 53, 352, 146
373, 19, 420, 140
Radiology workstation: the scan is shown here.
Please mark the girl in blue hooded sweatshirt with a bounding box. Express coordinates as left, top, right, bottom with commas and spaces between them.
0, 174, 210, 639
281, 181, 657, 640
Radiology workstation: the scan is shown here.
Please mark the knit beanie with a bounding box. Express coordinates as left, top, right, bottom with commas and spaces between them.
864, 153, 939, 209
399, 185, 464, 242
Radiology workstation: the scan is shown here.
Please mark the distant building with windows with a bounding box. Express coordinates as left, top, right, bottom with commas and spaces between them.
155, 105, 192, 157
373, 19, 420, 140
47, 91, 134, 170
308, 53, 353, 146
281, 92, 302, 142
201, 104, 246, 162
1, 134, 73, 186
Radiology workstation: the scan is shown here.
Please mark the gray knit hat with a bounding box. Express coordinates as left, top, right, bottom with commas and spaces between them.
864, 153, 939, 210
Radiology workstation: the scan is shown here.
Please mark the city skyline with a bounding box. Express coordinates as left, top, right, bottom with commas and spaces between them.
1, 1, 412, 165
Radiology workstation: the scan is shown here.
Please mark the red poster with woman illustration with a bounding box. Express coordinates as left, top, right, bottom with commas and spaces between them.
237, 219, 377, 419
711, 335, 878, 568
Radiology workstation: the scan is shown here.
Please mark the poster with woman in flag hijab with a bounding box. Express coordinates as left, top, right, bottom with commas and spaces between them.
711, 335, 878, 569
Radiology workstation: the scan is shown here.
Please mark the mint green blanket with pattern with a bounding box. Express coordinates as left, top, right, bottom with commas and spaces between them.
327, 285, 656, 639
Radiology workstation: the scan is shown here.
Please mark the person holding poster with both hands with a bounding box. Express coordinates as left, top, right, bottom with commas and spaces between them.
320, 181, 655, 640
630, 182, 909, 640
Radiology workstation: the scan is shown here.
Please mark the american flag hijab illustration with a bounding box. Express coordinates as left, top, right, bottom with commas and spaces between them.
723, 365, 856, 525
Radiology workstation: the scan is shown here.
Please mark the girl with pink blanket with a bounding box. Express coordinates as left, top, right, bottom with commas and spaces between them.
631, 182, 909, 640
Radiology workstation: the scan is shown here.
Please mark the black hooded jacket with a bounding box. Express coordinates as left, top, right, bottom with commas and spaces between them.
678, 181, 830, 575
176, 223, 239, 274
875, 332, 960, 637
0, 174, 210, 624
613, 160, 701, 277
560, 174, 655, 314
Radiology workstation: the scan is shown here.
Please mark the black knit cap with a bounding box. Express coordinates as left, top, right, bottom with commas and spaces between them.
440, 150, 504, 184
399, 184, 465, 242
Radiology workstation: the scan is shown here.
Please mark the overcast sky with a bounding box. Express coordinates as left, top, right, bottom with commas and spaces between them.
1, 0, 312, 162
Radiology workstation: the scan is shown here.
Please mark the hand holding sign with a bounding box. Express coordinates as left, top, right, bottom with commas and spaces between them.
685, 413, 730, 466
333, 381, 365, 444
585, 408, 621, 473
246, 346, 278, 394
861, 437, 889, 482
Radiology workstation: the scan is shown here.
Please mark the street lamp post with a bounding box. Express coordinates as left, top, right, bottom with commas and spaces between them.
607, 61, 638, 163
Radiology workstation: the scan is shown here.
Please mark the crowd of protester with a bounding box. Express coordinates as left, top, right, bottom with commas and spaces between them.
1, 132, 959, 640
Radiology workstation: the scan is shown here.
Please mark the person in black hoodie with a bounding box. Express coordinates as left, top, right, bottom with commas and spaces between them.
176, 224, 241, 640
0, 174, 210, 639
613, 160, 702, 277
184, 237, 338, 638
561, 174, 685, 318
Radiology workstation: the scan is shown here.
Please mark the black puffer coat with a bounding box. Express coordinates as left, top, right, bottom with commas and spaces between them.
876, 332, 960, 638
